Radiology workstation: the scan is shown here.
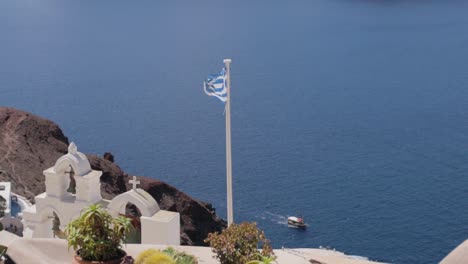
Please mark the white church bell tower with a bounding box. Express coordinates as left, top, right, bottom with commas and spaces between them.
43, 142, 102, 203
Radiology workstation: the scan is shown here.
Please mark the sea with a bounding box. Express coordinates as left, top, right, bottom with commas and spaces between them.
1, 0, 468, 263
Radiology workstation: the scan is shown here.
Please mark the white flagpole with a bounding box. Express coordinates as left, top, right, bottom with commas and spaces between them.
223, 58, 234, 226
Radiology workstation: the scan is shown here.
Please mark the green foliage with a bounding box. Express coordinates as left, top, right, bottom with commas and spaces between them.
136, 248, 197, 264
204, 222, 274, 264
162, 247, 198, 264
136, 249, 160, 264
0, 197, 6, 218
135, 250, 175, 264
0, 245, 7, 258
65, 204, 132, 262
144, 253, 176, 264
246, 253, 277, 264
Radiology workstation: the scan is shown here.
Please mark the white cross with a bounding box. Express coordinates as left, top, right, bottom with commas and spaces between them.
129, 176, 140, 190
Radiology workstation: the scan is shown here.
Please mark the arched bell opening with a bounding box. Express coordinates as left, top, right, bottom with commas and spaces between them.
36, 207, 66, 239
65, 165, 76, 194
121, 202, 142, 244
50, 211, 66, 239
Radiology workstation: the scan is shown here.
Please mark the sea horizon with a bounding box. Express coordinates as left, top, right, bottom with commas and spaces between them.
2, 0, 468, 263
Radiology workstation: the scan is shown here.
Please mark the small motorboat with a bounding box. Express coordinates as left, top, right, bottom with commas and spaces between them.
288, 216, 307, 229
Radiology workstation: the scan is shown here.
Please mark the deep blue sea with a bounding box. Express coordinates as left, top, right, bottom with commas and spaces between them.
2, 0, 468, 263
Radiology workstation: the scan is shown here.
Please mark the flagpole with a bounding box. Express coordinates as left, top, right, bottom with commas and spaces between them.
224, 58, 234, 226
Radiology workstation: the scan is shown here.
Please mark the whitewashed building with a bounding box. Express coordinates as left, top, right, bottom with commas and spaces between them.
0, 182, 32, 236
21, 142, 180, 245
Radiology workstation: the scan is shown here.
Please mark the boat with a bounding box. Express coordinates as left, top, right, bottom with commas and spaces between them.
288, 216, 307, 229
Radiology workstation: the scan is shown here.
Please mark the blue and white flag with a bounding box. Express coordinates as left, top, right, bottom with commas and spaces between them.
204, 68, 227, 103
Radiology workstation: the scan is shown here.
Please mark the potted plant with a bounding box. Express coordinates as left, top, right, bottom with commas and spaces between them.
65, 204, 132, 264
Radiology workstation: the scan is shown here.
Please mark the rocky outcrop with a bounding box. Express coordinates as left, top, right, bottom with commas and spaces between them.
0, 107, 69, 199
137, 177, 225, 245
0, 107, 226, 245
86, 154, 128, 200
103, 152, 115, 163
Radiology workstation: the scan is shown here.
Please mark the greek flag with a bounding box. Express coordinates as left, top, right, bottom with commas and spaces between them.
203, 68, 227, 103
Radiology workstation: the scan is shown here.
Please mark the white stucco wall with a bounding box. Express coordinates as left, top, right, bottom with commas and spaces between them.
141, 210, 180, 245
0, 182, 11, 215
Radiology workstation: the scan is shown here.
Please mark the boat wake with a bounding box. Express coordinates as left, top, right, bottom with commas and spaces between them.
260, 211, 289, 226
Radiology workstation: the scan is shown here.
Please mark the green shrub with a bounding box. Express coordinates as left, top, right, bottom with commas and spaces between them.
163, 247, 198, 264
144, 253, 176, 264
136, 249, 160, 264
136, 248, 197, 264
204, 222, 274, 264
246, 253, 277, 264
0, 244, 7, 258
65, 204, 132, 261
135, 250, 175, 264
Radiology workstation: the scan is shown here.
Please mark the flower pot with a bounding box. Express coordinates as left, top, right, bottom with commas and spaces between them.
72, 250, 127, 264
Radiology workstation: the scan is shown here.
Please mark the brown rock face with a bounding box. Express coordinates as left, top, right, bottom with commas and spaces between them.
0, 107, 226, 245
86, 154, 128, 200
103, 152, 115, 162
0, 107, 69, 199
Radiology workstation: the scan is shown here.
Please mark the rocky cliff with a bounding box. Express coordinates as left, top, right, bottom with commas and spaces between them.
0, 107, 226, 245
